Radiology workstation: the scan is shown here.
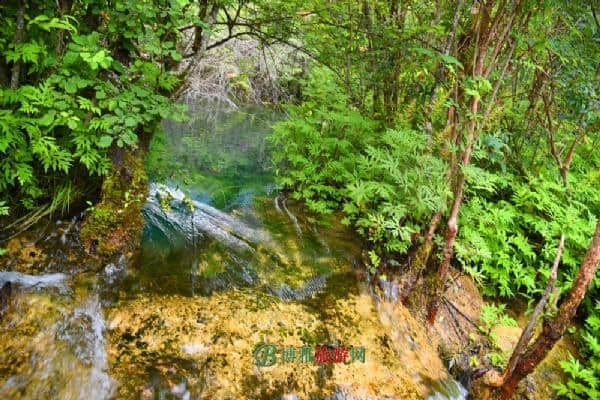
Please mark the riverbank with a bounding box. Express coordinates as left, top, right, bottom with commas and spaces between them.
0, 103, 577, 400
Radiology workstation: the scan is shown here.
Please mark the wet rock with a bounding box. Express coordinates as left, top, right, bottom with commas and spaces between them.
0, 215, 90, 275
103, 254, 128, 284
0, 291, 116, 400
180, 342, 209, 355
0, 271, 67, 290
144, 183, 272, 255
106, 287, 434, 399
80, 147, 147, 261
398, 267, 575, 399
0, 281, 11, 321
272, 274, 328, 301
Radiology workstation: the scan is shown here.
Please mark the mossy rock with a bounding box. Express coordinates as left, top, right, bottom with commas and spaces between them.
80, 148, 148, 260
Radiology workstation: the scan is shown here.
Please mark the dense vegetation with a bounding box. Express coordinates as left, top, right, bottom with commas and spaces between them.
268, 1, 600, 398
1, 0, 599, 398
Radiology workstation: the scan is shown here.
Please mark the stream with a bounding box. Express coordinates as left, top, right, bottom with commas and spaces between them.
0, 102, 467, 400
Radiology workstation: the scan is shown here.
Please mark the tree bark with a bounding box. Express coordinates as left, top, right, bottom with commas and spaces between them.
495, 221, 600, 399
55, 0, 72, 56
497, 235, 565, 386
10, 0, 25, 89
427, 0, 526, 324
424, 0, 464, 143
427, 94, 478, 324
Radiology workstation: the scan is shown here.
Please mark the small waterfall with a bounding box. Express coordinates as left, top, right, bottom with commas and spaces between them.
427, 379, 468, 400
378, 280, 469, 400
55, 296, 116, 399
0, 280, 116, 399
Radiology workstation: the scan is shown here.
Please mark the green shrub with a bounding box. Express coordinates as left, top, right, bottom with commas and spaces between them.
271, 68, 450, 256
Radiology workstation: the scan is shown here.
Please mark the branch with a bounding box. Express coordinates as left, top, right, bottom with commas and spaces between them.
179, 24, 196, 32
445, 0, 464, 55
443, 297, 480, 329
482, 37, 517, 126
205, 31, 251, 51
591, 3, 600, 34
483, 11, 516, 79
560, 133, 581, 185
498, 234, 565, 385
542, 92, 563, 169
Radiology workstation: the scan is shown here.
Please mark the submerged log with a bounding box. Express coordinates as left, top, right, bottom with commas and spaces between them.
144, 183, 281, 257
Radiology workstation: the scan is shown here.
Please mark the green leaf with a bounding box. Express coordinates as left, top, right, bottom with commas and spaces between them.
38, 110, 56, 126
439, 54, 464, 69
170, 50, 182, 61
124, 117, 137, 127
97, 135, 113, 148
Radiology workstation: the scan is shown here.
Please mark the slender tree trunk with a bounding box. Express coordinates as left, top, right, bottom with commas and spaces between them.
427, 94, 478, 324
10, 0, 25, 89
345, 0, 353, 91
484, 98, 593, 395
401, 103, 458, 301
0, 59, 8, 87
401, 210, 442, 303
427, 0, 526, 323
56, 0, 72, 56
193, 0, 211, 53
424, 0, 464, 143
497, 235, 565, 385
495, 221, 600, 398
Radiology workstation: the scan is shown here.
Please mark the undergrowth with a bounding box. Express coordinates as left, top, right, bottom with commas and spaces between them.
271, 68, 600, 398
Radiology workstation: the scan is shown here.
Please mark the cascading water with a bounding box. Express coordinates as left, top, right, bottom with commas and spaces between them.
0, 279, 116, 400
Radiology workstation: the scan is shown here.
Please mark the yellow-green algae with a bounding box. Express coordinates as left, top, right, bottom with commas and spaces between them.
105, 285, 449, 399
105, 193, 450, 399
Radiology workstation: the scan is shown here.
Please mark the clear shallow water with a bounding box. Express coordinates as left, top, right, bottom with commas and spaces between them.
0, 102, 466, 399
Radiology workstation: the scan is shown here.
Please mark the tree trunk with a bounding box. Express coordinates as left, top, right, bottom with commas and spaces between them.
10, 0, 25, 89
497, 235, 565, 387
427, 94, 478, 324
400, 211, 442, 303
427, 0, 526, 323
495, 220, 600, 398
56, 0, 72, 56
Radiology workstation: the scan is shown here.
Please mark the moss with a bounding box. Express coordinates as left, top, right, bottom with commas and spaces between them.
80, 148, 148, 260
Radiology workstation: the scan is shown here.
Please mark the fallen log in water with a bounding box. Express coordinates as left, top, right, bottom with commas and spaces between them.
145, 183, 276, 255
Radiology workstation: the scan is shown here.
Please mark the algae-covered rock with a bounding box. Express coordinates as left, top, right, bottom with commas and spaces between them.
0, 282, 10, 321
0, 286, 116, 400
105, 281, 452, 400
80, 148, 148, 260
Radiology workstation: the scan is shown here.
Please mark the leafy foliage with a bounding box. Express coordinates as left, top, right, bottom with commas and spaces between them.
0, 0, 188, 215
271, 68, 450, 255
268, 1, 599, 396
456, 158, 599, 299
